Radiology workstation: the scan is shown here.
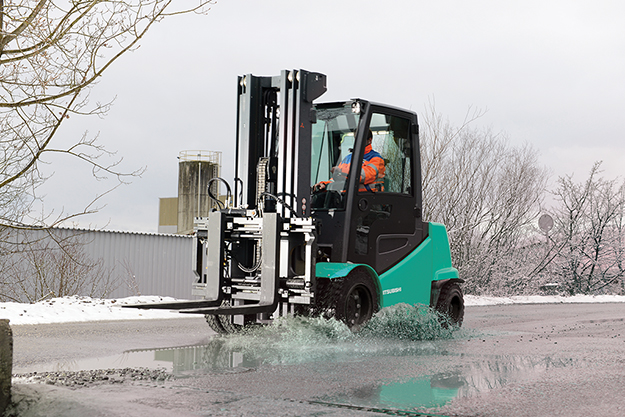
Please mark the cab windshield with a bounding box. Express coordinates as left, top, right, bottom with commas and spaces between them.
310, 103, 360, 210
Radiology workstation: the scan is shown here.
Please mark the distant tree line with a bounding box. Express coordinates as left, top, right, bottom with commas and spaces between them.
421, 106, 625, 296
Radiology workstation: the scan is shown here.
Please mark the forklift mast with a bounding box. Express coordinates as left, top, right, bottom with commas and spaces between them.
234, 70, 327, 217
185, 70, 327, 318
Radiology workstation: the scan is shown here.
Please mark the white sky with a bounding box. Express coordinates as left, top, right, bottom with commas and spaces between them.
38, 0, 625, 232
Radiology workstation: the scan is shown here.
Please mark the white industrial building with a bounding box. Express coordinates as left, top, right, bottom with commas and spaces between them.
1, 227, 195, 302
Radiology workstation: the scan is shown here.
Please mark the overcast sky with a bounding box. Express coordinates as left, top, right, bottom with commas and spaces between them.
39, 0, 625, 232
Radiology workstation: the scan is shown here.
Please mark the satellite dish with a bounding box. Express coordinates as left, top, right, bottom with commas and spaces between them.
538, 214, 554, 233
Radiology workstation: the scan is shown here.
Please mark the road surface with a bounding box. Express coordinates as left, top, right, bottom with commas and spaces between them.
7, 303, 625, 417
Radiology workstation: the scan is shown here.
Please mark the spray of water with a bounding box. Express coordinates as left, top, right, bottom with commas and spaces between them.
211, 304, 462, 367
359, 303, 457, 340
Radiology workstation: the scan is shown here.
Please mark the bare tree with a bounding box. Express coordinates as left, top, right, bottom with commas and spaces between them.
0, 1, 211, 301
0, 0, 212, 229
421, 106, 625, 296
0, 229, 117, 302
546, 162, 625, 294
420, 105, 549, 295
120, 258, 140, 296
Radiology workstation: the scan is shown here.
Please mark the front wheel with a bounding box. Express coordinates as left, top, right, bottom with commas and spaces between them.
333, 270, 379, 330
205, 314, 227, 334
204, 300, 244, 334
435, 282, 464, 326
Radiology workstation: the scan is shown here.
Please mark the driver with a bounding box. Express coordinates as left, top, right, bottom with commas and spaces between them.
314, 129, 385, 193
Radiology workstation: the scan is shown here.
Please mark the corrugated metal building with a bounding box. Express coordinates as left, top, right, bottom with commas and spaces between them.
5, 227, 195, 301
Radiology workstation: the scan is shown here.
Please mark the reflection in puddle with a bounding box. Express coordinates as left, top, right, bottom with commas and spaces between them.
340, 375, 460, 411
152, 342, 261, 373
325, 355, 577, 411
29, 341, 259, 374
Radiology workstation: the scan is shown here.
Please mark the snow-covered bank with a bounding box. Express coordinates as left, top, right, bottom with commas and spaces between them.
0, 296, 183, 325
2, 294, 625, 325
464, 294, 625, 306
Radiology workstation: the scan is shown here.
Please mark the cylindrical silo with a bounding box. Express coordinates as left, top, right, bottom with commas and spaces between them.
177, 151, 222, 235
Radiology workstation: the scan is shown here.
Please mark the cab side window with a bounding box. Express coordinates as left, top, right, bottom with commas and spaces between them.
361, 113, 412, 195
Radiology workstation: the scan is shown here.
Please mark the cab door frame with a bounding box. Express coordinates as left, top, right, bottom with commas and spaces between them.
344, 102, 427, 274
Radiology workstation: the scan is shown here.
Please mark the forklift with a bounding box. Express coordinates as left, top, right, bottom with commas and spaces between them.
134, 69, 464, 333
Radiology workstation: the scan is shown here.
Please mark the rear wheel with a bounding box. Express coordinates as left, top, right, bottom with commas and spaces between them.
435, 282, 464, 326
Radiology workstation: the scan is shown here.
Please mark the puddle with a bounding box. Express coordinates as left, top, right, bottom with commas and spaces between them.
321, 355, 577, 412
16, 342, 260, 374
19, 350, 177, 374
23, 341, 578, 412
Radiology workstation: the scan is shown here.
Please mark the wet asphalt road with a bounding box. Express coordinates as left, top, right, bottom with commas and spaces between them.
9, 303, 625, 417
12, 317, 211, 372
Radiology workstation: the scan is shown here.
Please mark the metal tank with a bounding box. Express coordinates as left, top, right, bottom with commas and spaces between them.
177, 151, 221, 235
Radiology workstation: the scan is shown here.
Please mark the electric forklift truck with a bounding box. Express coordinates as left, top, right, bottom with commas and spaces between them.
133, 69, 464, 333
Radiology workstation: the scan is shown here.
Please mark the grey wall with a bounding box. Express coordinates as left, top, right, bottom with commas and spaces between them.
7, 228, 195, 300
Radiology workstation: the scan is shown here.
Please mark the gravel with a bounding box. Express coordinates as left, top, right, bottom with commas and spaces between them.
13, 368, 173, 388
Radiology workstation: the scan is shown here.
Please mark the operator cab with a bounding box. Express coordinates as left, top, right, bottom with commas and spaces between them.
310, 99, 427, 274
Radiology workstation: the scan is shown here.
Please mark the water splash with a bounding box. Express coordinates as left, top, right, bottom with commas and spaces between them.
229, 303, 457, 343
359, 303, 458, 340
211, 303, 462, 366
220, 315, 352, 365
241, 314, 353, 343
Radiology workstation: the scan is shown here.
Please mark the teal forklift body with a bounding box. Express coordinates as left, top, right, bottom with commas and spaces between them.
315, 222, 458, 307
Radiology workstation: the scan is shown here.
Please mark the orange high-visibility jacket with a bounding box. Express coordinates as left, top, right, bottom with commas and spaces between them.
325, 144, 385, 192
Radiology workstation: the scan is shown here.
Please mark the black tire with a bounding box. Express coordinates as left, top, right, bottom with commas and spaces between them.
204, 301, 244, 334
296, 276, 332, 318
218, 314, 244, 334
205, 314, 227, 334
331, 270, 379, 330
435, 282, 464, 326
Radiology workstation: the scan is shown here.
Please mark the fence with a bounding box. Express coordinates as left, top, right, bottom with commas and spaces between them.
1, 227, 195, 301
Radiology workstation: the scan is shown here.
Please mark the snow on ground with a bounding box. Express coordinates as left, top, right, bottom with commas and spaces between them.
464, 294, 625, 306
1, 294, 625, 326
0, 296, 183, 325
